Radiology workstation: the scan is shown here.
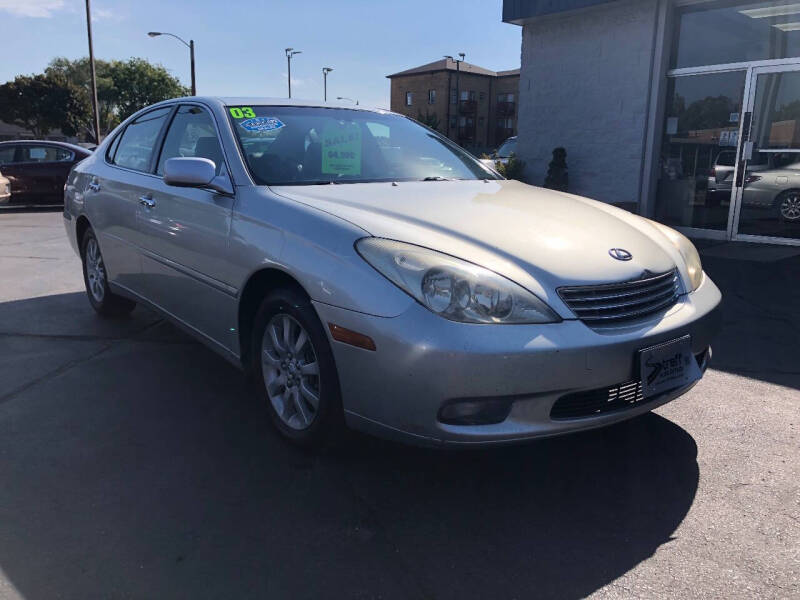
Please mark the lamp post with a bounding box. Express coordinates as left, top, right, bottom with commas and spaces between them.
85, 0, 101, 144
285, 48, 302, 98
336, 96, 359, 105
322, 67, 333, 102
148, 31, 196, 96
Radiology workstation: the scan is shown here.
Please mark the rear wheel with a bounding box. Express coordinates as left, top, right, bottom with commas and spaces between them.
81, 228, 136, 317
250, 287, 343, 447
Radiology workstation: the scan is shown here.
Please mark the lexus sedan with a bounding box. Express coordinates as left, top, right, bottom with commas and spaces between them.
63, 98, 721, 447
0, 140, 91, 206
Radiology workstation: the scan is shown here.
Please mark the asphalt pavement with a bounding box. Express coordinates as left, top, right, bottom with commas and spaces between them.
0, 209, 797, 599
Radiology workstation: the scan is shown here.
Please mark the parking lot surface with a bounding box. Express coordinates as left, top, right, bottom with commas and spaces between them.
0, 210, 797, 599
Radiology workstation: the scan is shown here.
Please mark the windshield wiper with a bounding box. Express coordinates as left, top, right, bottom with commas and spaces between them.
421, 176, 453, 181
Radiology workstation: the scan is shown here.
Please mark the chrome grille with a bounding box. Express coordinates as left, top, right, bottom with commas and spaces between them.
558, 269, 680, 324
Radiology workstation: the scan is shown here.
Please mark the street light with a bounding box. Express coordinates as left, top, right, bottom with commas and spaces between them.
285, 48, 302, 98
337, 96, 359, 105
148, 31, 196, 96
322, 67, 333, 102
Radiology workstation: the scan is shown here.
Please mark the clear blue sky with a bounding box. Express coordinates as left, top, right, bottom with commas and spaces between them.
0, 0, 522, 109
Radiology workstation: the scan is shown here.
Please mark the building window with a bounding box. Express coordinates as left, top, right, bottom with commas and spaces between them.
460, 90, 469, 101
428, 89, 436, 104
450, 89, 457, 104
479, 92, 485, 101
497, 93, 515, 103
469, 91, 476, 101
405, 92, 413, 106
497, 118, 514, 129
459, 116, 466, 127
449, 115, 457, 129
672, 1, 800, 69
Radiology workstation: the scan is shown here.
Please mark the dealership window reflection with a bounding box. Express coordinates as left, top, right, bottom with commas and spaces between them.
655, 71, 746, 230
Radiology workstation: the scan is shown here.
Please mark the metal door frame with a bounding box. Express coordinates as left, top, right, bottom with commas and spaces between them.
729, 62, 800, 246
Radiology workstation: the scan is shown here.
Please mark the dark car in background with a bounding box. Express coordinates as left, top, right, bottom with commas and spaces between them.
0, 141, 91, 206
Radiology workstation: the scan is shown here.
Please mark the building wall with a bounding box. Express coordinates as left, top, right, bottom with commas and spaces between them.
390, 71, 451, 133
389, 71, 520, 151
516, 0, 659, 204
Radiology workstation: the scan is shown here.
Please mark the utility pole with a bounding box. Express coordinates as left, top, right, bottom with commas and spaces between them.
322, 67, 333, 101
285, 48, 302, 98
85, 0, 101, 144
189, 40, 196, 95
445, 53, 465, 141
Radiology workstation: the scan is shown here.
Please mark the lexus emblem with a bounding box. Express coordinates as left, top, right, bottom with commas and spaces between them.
609, 248, 633, 261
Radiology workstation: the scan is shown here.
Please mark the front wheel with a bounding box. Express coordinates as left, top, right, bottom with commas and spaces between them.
250, 287, 343, 447
81, 228, 136, 317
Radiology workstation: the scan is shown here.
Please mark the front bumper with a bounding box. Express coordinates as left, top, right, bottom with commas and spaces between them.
313, 274, 722, 447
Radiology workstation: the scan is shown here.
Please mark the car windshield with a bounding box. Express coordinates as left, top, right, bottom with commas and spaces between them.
227, 105, 499, 185
496, 138, 517, 157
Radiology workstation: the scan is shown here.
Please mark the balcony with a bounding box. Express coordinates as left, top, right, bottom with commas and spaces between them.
458, 100, 477, 115
458, 127, 475, 142
495, 101, 516, 117
495, 128, 515, 144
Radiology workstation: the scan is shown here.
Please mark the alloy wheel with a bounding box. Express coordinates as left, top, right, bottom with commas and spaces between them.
780, 193, 800, 221
85, 238, 106, 303
261, 314, 321, 430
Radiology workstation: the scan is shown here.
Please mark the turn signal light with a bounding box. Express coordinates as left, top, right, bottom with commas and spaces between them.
328, 323, 376, 351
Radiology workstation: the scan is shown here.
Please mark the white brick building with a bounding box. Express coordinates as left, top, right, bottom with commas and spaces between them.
504, 0, 800, 246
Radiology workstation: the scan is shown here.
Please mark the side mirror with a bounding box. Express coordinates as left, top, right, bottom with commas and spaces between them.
164, 157, 233, 195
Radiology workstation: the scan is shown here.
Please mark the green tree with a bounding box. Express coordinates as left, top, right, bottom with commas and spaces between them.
45, 57, 118, 135
0, 74, 89, 138
417, 110, 441, 132
108, 58, 189, 121
42, 56, 189, 139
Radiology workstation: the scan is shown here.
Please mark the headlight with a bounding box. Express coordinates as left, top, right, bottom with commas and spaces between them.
650, 222, 704, 291
356, 238, 560, 324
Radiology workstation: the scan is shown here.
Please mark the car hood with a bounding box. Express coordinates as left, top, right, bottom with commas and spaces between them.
271, 180, 685, 303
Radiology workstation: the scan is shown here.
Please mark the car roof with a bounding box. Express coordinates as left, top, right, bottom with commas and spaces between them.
147, 96, 389, 114
0, 140, 90, 154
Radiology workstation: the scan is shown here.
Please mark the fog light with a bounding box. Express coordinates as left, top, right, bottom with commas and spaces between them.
438, 398, 513, 426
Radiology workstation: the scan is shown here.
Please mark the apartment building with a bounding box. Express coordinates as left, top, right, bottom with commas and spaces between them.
387, 58, 520, 152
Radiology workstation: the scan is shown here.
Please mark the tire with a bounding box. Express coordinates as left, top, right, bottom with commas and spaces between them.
776, 190, 800, 222
81, 228, 136, 317
250, 287, 343, 447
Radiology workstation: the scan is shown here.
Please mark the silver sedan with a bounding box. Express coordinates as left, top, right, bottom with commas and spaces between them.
63, 98, 721, 447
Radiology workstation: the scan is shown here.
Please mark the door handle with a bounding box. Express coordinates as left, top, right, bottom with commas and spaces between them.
139, 195, 156, 208
87, 180, 100, 192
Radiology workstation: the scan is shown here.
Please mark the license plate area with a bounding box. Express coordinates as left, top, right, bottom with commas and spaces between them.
639, 335, 702, 398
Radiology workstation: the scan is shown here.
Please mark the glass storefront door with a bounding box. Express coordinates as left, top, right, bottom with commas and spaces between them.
655, 71, 747, 232
734, 66, 800, 241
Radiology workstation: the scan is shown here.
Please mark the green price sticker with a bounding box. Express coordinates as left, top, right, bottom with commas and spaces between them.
229, 107, 256, 119
322, 122, 361, 176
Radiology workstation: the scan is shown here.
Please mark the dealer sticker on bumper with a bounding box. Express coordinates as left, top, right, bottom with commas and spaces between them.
639, 335, 702, 398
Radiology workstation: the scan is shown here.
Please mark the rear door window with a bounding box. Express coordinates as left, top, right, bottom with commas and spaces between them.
112, 107, 172, 172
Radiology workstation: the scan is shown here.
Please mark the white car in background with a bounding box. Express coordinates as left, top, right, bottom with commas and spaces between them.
0, 171, 10, 204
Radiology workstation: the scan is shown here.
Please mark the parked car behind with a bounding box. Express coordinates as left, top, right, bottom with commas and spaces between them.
0, 141, 91, 206
64, 98, 721, 448
493, 135, 517, 165
0, 171, 10, 204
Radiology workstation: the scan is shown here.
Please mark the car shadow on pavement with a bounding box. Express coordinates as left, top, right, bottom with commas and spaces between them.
699, 246, 800, 391
0, 292, 700, 599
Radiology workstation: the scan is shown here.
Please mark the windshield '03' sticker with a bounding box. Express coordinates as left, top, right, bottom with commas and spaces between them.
240, 117, 285, 132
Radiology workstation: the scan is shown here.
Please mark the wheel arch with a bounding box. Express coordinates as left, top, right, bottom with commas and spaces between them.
237, 267, 312, 366
75, 214, 92, 251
